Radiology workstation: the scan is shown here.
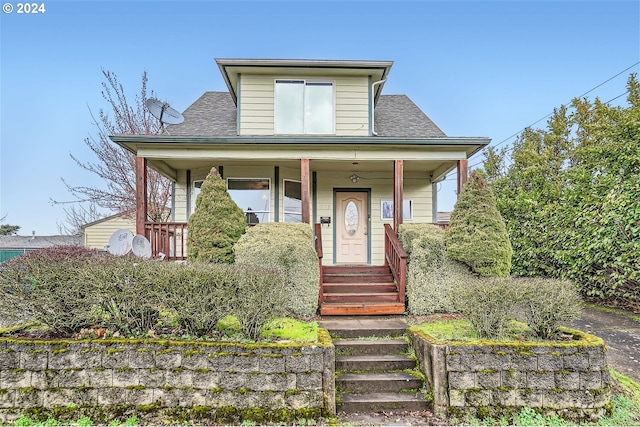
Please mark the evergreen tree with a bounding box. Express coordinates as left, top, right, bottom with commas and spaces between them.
446, 171, 513, 277
187, 168, 247, 263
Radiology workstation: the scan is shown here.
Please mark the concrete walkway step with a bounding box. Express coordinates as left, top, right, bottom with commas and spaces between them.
334, 339, 409, 356
320, 318, 407, 338
338, 392, 429, 413
336, 372, 422, 393
336, 354, 416, 371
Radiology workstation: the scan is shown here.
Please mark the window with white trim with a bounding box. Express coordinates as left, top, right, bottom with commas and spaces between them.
274, 80, 334, 134
283, 179, 302, 223
227, 178, 270, 224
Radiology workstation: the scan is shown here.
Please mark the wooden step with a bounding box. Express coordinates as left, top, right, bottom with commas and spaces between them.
338, 392, 429, 413
323, 274, 394, 284
323, 283, 397, 293
336, 355, 416, 371
323, 292, 399, 304
336, 372, 422, 393
320, 302, 405, 316
334, 339, 409, 355
324, 266, 391, 275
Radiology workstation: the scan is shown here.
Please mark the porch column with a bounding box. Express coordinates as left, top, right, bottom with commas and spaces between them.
393, 160, 404, 231
135, 156, 148, 236
301, 158, 311, 224
457, 159, 468, 196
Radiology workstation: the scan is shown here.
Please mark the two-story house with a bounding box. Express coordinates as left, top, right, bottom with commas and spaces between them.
110, 58, 490, 314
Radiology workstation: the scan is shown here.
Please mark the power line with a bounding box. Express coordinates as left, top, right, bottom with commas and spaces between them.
463, 62, 640, 170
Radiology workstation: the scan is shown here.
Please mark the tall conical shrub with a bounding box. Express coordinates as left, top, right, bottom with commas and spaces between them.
187, 167, 247, 263
446, 171, 512, 277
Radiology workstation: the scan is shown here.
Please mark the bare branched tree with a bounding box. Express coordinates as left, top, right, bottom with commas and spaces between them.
53, 70, 172, 233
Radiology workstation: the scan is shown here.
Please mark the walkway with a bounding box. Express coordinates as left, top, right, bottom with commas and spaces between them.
569, 304, 640, 384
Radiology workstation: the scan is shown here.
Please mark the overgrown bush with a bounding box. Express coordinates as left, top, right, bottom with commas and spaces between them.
0, 246, 107, 332
234, 223, 319, 317
399, 224, 474, 314
187, 167, 247, 263
514, 277, 583, 339
446, 171, 513, 277
227, 264, 288, 340
0, 247, 285, 340
450, 277, 518, 339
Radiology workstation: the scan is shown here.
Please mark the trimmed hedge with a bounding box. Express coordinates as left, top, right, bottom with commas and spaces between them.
233, 223, 319, 317
399, 223, 475, 314
187, 167, 247, 263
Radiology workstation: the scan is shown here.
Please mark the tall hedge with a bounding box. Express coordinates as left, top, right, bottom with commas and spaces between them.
187, 167, 247, 263
233, 223, 319, 317
446, 171, 512, 277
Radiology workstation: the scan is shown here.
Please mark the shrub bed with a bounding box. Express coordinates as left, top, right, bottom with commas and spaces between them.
0, 247, 287, 340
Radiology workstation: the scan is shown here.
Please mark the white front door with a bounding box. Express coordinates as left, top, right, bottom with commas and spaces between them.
335, 191, 368, 264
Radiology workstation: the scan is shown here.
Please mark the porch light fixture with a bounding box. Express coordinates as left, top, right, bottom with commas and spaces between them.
349, 174, 360, 183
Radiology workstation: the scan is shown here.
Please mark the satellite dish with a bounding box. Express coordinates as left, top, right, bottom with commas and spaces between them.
146, 98, 184, 125
107, 229, 134, 256
131, 234, 152, 259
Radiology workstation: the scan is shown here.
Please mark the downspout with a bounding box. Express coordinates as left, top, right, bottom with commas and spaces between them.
371, 79, 387, 136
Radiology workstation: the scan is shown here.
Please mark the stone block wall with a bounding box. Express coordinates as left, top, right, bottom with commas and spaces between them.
409, 328, 610, 421
0, 330, 335, 424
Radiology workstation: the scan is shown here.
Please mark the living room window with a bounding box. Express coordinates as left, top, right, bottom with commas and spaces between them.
283, 179, 302, 222
274, 80, 334, 134
227, 178, 270, 224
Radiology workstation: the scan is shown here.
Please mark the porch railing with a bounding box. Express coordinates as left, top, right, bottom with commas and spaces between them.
384, 223, 408, 304
145, 222, 188, 261
314, 223, 324, 304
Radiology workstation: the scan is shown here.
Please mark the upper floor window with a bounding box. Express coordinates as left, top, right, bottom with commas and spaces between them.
274, 80, 334, 134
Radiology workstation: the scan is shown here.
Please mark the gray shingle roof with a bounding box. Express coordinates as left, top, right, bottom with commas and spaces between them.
165, 92, 446, 138
374, 95, 446, 138
165, 92, 237, 136
0, 235, 82, 250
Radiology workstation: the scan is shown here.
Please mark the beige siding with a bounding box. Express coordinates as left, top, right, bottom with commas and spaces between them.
238, 75, 370, 136
174, 170, 188, 222
83, 216, 136, 251
315, 171, 432, 265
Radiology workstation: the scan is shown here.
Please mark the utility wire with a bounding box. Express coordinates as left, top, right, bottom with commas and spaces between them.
460, 61, 640, 171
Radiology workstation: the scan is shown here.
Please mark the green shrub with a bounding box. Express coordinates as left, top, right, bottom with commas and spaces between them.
514, 277, 583, 339
0, 246, 107, 332
187, 167, 247, 263
234, 223, 319, 317
226, 264, 287, 340
446, 171, 513, 277
399, 223, 475, 314
451, 277, 520, 339
157, 263, 235, 336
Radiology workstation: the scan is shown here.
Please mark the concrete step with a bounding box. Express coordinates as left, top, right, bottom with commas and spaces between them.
336, 372, 422, 393
336, 354, 416, 371
320, 319, 407, 338
334, 339, 409, 355
338, 392, 429, 413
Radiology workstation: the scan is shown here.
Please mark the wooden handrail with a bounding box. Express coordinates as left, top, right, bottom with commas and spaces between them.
314, 223, 324, 305
384, 223, 408, 305
145, 222, 187, 261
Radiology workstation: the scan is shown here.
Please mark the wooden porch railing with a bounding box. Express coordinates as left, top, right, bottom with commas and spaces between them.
384, 223, 408, 304
314, 223, 324, 305
145, 222, 188, 261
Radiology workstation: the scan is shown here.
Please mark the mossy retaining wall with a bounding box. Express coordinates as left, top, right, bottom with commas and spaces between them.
0, 330, 335, 425
408, 327, 611, 422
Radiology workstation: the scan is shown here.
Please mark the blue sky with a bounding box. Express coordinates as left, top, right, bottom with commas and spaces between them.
1, 0, 638, 235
